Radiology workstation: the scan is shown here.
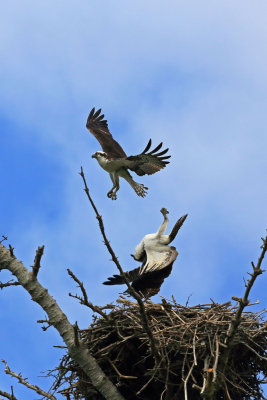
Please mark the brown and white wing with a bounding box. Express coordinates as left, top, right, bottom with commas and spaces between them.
102, 254, 175, 297
168, 214, 188, 244
103, 246, 177, 298
126, 139, 171, 176
140, 245, 178, 275
102, 246, 177, 286
103, 265, 143, 285
86, 107, 127, 159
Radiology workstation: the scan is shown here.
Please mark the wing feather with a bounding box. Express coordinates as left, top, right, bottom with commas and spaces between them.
147, 142, 162, 154
127, 140, 171, 176
132, 263, 173, 297
103, 249, 176, 298
155, 148, 169, 156
86, 107, 127, 159
140, 246, 178, 275
158, 155, 171, 160
103, 265, 142, 285
169, 214, 188, 243
141, 139, 152, 154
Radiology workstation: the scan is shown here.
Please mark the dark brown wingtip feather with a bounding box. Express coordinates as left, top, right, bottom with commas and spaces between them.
159, 155, 171, 160
89, 107, 95, 118
94, 108, 102, 118
169, 214, 188, 243
141, 139, 152, 154
103, 274, 124, 285
156, 148, 169, 156
148, 142, 163, 154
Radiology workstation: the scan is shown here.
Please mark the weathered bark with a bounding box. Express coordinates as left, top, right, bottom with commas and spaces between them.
0, 388, 19, 400
0, 243, 125, 400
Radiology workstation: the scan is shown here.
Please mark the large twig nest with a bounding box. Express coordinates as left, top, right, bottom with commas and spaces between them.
52, 298, 267, 400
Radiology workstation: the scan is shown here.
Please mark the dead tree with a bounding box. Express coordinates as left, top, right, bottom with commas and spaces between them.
0, 169, 266, 400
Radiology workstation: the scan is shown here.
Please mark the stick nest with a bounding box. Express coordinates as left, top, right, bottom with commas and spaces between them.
51, 298, 266, 400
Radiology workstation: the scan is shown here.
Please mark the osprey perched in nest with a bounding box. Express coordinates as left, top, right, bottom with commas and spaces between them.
103, 208, 187, 298
86, 108, 171, 200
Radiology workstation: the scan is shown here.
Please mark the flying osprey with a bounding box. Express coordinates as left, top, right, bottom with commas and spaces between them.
103, 208, 188, 298
86, 108, 171, 200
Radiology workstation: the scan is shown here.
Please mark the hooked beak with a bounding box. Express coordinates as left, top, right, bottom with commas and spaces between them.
92, 153, 96, 159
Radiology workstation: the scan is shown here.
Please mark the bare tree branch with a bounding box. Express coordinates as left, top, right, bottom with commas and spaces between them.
226, 235, 266, 346
0, 280, 20, 289
37, 318, 53, 331
0, 388, 18, 400
32, 245, 44, 279
67, 268, 110, 320
0, 243, 125, 400
0, 236, 8, 244
2, 360, 58, 400
80, 167, 161, 363
8, 245, 14, 258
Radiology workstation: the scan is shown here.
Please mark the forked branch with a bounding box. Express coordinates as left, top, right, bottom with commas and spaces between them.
226, 235, 266, 346
67, 268, 110, 320
2, 360, 58, 400
0, 387, 18, 400
0, 280, 20, 289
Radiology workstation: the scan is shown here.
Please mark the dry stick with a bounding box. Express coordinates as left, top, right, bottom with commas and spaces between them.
2, 360, 58, 400
192, 327, 198, 366
0, 389, 19, 400
183, 361, 195, 400
0, 280, 20, 289
239, 341, 267, 361
37, 318, 53, 331
8, 245, 14, 257
11, 385, 15, 400
32, 245, 44, 279
79, 167, 160, 363
0, 236, 8, 244
224, 380, 232, 400
108, 360, 137, 380
67, 268, 110, 320
212, 337, 219, 383
0, 244, 125, 400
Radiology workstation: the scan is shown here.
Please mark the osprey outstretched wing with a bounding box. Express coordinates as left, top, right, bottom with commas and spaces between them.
86, 107, 126, 159
86, 108, 171, 200
103, 209, 188, 298
103, 249, 177, 298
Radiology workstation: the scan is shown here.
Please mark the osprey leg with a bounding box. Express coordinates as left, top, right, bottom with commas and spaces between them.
107, 173, 120, 200
119, 169, 148, 198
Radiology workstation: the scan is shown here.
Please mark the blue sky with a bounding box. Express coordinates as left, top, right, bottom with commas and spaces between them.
0, 1, 266, 398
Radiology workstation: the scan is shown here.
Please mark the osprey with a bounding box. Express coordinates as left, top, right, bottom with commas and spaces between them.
86, 108, 171, 200
103, 208, 188, 298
